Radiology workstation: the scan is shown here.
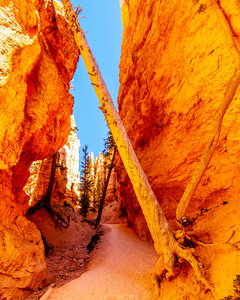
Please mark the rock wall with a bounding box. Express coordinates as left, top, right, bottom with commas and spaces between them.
117, 0, 240, 298
94, 152, 117, 208
24, 115, 81, 210
0, 0, 79, 298
64, 115, 81, 204
104, 168, 117, 206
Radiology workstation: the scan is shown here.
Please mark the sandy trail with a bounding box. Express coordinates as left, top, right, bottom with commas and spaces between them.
47, 223, 159, 300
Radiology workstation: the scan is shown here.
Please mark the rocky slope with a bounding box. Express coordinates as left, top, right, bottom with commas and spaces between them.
0, 0, 79, 298
117, 0, 240, 298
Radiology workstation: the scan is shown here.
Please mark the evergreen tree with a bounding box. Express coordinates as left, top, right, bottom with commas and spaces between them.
103, 129, 116, 158
94, 130, 117, 227
79, 145, 93, 217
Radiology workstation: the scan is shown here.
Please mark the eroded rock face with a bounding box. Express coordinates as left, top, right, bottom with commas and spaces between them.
118, 0, 240, 298
94, 152, 117, 208
0, 0, 79, 298
24, 115, 81, 210
64, 115, 81, 205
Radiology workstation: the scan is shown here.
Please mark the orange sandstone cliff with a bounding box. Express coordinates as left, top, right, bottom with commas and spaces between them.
0, 0, 79, 298
24, 115, 81, 210
117, 0, 240, 298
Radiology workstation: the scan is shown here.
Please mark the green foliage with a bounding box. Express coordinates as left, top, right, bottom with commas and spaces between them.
103, 129, 116, 158
220, 275, 240, 300
79, 145, 93, 218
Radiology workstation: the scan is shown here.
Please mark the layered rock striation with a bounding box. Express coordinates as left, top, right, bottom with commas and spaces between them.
117, 0, 240, 298
0, 0, 79, 298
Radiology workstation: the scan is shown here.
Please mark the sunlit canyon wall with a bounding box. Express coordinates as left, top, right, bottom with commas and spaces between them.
24, 115, 81, 210
117, 0, 240, 298
0, 0, 79, 298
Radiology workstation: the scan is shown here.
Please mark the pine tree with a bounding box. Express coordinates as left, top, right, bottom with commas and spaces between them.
79, 145, 93, 217
103, 129, 116, 158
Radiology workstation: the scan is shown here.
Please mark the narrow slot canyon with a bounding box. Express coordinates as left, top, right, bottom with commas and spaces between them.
1, 1, 240, 300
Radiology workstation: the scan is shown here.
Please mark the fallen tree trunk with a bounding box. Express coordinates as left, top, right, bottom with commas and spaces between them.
61, 0, 222, 297
176, 0, 240, 222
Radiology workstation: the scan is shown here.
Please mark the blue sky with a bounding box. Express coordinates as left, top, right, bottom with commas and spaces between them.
69, 0, 123, 163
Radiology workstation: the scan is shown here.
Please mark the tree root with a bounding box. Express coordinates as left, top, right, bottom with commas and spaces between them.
152, 229, 220, 300
152, 244, 219, 299
175, 228, 237, 248
153, 229, 239, 298
186, 229, 236, 247
46, 204, 70, 228
26, 202, 69, 228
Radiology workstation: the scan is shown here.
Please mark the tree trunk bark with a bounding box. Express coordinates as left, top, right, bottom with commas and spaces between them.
94, 146, 117, 228
61, 0, 220, 297
176, 0, 240, 222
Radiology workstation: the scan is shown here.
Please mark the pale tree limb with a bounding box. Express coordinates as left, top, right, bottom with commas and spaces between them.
176, 0, 240, 222
61, 0, 218, 298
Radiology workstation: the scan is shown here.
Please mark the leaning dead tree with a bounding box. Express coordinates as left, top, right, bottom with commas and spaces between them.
94, 145, 117, 228
26, 153, 69, 227
59, 0, 240, 298
26, 152, 58, 215
176, 0, 240, 223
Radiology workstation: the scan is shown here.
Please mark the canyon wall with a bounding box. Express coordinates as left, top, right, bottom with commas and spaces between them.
94, 152, 117, 209
117, 0, 240, 298
25, 115, 81, 210
0, 0, 79, 298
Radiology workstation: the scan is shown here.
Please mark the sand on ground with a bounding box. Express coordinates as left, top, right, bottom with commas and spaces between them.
47, 223, 159, 300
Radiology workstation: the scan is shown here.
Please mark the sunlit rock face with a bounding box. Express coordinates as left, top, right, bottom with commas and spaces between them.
64, 115, 81, 205
93, 153, 106, 209
0, 0, 79, 298
117, 0, 240, 298
105, 168, 117, 206
94, 153, 117, 207
25, 115, 81, 210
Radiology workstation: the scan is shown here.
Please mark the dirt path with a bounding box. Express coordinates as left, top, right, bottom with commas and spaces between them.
47, 223, 159, 300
